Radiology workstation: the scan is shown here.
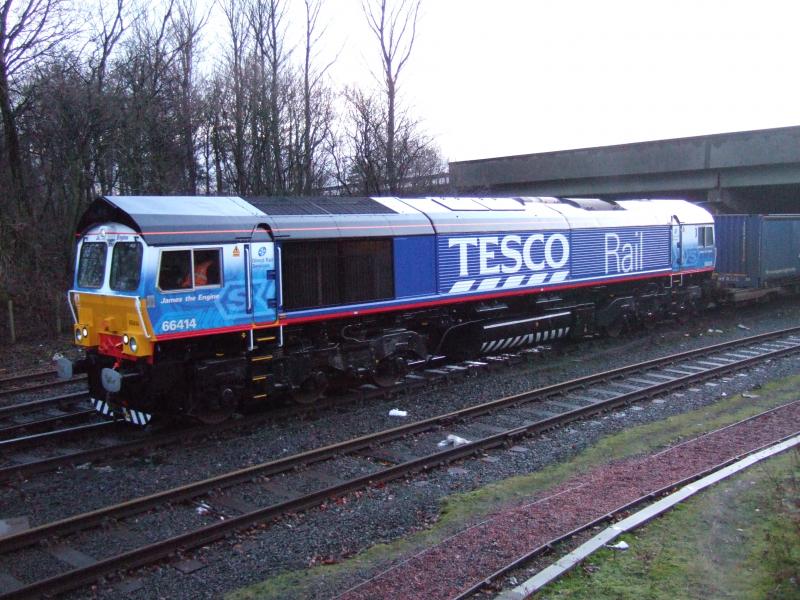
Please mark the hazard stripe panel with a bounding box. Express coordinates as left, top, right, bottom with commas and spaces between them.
90, 397, 152, 427
479, 326, 570, 354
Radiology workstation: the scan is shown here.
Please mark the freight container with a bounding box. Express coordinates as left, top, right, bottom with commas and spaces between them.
715, 214, 800, 289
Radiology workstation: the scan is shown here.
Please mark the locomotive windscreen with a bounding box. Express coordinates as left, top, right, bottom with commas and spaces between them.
281, 239, 394, 310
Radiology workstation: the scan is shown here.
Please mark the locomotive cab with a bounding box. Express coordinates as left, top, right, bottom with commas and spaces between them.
68, 223, 154, 359
57, 222, 158, 424
59, 195, 280, 426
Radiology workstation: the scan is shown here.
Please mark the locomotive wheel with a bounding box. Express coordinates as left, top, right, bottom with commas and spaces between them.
641, 312, 658, 330
293, 371, 328, 405
194, 386, 237, 424
603, 317, 626, 338
372, 356, 408, 388
195, 406, 236, 425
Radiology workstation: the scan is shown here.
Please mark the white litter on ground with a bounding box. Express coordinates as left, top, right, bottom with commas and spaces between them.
607, 540, 629, 550
388, 409, 408, 417
437, 434, 470, 447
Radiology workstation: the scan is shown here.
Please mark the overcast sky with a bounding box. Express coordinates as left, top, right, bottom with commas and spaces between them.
210, 0, 800, 163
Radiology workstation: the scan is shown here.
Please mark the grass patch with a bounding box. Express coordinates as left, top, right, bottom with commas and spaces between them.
532, 448, 800, 600
228, 375, 800, 600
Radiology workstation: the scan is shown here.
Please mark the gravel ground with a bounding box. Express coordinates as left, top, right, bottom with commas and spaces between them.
0, 335, 76, 378
1, 299, 799, 597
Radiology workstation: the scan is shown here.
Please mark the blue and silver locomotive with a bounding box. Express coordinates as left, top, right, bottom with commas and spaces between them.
58, 195, 716, 425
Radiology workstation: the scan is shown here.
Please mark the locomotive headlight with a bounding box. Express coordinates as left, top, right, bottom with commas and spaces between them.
128, 337, 138, 353
75, 329, 83, 341
123, 334, 130, 345
81, 327, 89, 338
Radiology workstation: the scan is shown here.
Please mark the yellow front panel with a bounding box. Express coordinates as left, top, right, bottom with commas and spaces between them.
73, 293, 154, 357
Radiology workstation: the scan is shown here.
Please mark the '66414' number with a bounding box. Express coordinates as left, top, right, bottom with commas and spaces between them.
161, 318, 197, 332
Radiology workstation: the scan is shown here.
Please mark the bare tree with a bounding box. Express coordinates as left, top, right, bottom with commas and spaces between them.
362, 0, 419, 194
297, 0, 334, 193
113, 0, 195, 194
334, 87, 386, 195
0, 0, 70, 211
248, 0, 287, 193
86, 0, 126, 196
220, 0, 250, 193
170, 0, 208, 194
331, 84, 442, 196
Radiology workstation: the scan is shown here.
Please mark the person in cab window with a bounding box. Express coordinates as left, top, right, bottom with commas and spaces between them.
181, 259, 214, 288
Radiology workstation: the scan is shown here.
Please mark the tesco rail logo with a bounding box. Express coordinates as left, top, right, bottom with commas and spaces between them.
448, 233, 570, 277
441, 229, 663, 296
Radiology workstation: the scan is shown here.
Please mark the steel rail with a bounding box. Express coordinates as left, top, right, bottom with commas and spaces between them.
1, 326, 792, 482
0, 376, 85, 399
0, 370, 57, 387
0, 421, 117, 453
0, 391, 87, 420
1, 329, 799, 598
0, 409, 97, 439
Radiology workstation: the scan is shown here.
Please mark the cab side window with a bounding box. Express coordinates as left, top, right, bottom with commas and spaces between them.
698, 226, 714, 248
158, 248, 222, 291
705, 226, 714, 247
158, 250, 192, 291
193, 249, 222, 287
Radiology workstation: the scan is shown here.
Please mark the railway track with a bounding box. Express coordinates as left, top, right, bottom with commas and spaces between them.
0, 370, 84, 400
0, 391, 90, 425
1, 327, 799, 598
0, 420, 119, 455
0, 409, 98, 440
0, 354, 494, 482
0, 391, 99, 458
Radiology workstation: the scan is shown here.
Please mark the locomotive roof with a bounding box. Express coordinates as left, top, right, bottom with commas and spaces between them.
78, 195, 435, 244
246, 196, 434, 239
76, 195, 714, 245
77, 196, 269, 245
247, 196, 396, 215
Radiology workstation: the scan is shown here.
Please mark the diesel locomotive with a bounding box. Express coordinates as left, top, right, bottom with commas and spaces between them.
57, 195, 716, 425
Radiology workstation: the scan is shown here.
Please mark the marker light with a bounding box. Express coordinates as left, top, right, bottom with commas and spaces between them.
123, 334, 129, 345
129, 337, 138, 353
